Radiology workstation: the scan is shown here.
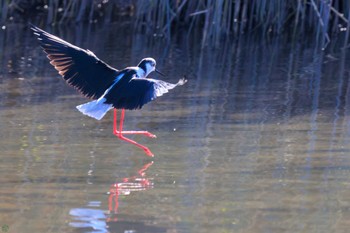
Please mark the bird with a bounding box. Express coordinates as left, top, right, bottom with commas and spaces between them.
30, 25, 187, 157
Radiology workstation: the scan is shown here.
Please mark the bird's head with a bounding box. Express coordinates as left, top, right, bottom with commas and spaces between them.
138, 57, 164, 78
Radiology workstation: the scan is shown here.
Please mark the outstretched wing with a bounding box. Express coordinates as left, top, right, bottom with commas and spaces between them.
31, 25, 119, 99
105, 77, 187, 110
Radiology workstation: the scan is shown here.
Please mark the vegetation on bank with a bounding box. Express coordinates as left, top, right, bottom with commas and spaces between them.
1, 0, 350, 48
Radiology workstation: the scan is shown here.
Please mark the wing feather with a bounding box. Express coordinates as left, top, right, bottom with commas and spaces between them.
104, 76, 187, 110
31, 25, 119, 99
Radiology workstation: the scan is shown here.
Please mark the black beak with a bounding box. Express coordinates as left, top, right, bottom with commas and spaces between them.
155, 69, 165, 76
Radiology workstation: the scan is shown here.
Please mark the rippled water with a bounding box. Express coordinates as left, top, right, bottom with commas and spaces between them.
1, 23, 350, 233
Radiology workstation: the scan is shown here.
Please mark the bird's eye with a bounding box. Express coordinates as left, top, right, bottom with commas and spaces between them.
152, 62, 155, 67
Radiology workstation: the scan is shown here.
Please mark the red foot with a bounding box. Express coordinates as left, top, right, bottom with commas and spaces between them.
113, 132, 154, 157
116, 130, 156, 138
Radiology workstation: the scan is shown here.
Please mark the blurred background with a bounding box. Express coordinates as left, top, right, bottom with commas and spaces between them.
1, 0, 350, 48
1, 1, 350, 233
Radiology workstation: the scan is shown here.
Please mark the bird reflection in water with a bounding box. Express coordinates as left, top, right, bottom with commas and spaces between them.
69, 161, 155, 232
107, 161, 154, 220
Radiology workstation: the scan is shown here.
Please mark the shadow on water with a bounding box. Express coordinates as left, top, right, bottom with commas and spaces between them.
1, 22, 350, 233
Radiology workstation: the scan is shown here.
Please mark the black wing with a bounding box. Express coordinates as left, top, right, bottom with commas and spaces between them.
31, 25, 119, 99
105, 77, 187, 110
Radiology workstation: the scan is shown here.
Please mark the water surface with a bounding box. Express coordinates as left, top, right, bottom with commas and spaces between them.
1, 23, 350, 233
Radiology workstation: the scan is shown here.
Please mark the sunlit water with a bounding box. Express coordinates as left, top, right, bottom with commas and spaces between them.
1, 23, 350, 233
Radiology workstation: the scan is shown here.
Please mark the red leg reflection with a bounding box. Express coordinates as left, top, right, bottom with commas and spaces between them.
108, 161, 154, 218
113, 109, 155, 157
108, 184, 119, 214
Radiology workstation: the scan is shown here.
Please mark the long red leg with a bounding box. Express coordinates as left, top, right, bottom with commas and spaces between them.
113, 109, 154, 157
114, 109, 156, 138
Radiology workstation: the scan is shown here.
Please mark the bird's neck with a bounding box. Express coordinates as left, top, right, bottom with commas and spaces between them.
136, 67, 147, 78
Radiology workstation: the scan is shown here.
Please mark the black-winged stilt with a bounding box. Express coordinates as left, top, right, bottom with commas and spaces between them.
31, 25, 187, 157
